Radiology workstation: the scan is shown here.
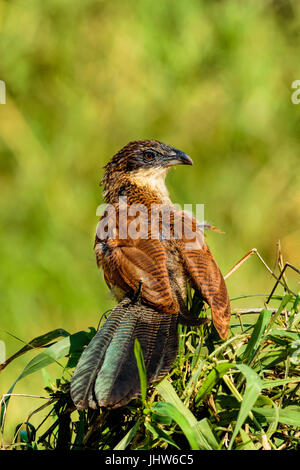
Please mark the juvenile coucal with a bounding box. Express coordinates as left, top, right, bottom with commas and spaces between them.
71, 140, 231, 409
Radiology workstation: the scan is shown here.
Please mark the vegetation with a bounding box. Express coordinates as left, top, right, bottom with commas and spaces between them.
0, 0, 300, 448
1, 257, 299, 450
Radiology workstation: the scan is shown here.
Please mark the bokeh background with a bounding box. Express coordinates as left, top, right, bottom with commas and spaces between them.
0, 0, 300, 439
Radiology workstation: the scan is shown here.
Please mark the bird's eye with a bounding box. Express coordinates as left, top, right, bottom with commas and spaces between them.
143, 151, 155, 161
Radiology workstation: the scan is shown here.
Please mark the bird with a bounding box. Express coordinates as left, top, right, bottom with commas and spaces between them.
70, 140, 231, 410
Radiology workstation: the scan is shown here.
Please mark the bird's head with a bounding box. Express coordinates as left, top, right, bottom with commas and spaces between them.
101, 140, 193, 198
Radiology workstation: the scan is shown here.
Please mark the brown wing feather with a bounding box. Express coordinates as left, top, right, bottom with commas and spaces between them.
178, 213, 231, 339
95, 207, 178, 313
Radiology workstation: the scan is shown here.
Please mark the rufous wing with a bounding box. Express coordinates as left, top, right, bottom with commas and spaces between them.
179, 218, 231, 339
95, 235, 178, 314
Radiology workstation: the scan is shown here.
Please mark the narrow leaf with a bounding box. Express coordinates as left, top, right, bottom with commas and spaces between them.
156, 378, 214, 450
145, 422, 180, 449
134, 339, 147, 405
239, 428, 256, 450
0, 331, 90, 429
228, 364, 263, 449
267, 295, 293, 332
114, 420, 141, 450
0, 329, 70, 372
252, 406, 300, 427
267, 329, 299, 342
195, 362, 234, 404
241, 309, 272, 362
195, 418, 219, 450
152, 402, 201, 450
262, 377, 300, 389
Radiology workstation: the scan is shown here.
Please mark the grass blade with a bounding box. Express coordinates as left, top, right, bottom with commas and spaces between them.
195, 362, 234, 404
1, 331, 90, 430
262, 378, 300, 389
195, 418, 219, 450
267, 295, 293, 332
156, 378, 215, 450
0, 329, 70, 372
228, 364, 263, 449
238, 428, 257, 450
152, 402, 201, 450
145, 422, 180, 449
252, 406, 300, 427
241, 309, 272, 362
134, 339, 147, 405
114, 420, 141, 450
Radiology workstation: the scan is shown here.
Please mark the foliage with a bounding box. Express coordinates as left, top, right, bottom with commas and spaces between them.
1, 270, 299, 450
1, 0, 300, 439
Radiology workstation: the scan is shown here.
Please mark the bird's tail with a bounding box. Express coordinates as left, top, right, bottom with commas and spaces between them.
70, 297, 178, 409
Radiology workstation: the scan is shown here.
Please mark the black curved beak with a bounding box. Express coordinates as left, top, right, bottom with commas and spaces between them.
166, 149, 193, 167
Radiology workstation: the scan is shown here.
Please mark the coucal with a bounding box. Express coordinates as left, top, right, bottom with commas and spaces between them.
71, 140, 231, 409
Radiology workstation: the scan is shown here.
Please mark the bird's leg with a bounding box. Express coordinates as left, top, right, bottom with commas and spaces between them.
132, 280, 143, 303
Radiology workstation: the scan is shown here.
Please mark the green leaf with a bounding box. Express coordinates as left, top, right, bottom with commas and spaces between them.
155, 378, 216, 450
267, 329, 300, 342
239, 428, 257, 450
145, 422, 180, 449
195, 362, 234, 404
228, 364, 263, 449
289, 340, 300, 365
72, 411, 86, 450
134, 339, 147, 405
0, 330, 90, 430
289, 293, 300, 327
241, 309, 272, 362
195, 418, 219, 450
152, 402, 201, 450
156, 377, 184, 408
0, 328, 70, 372
267, 294, 293, 332
253, 406, 300, 427
114, 420, 141, 450
254, 395, 275, 407
151, 412, 173, 426
65, 329, 95, 368
262, 377, 300, 389
256, 348, 287, 368
14, 331, 89, 380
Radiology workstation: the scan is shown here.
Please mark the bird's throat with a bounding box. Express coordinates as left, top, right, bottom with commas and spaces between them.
127, 167, 171, 205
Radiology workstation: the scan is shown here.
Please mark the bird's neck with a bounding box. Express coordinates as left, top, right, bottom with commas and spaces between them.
128, 167, 171, 205
103, 168, 172, 207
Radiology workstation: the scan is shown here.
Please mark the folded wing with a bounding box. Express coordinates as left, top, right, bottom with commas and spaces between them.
178, 212, 231, 339
95, 206, 178, 314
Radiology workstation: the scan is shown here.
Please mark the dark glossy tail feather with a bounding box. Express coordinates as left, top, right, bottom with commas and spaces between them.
70, 297, 178, 409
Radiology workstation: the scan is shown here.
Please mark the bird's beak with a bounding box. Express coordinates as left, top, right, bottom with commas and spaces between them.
166, 149, 193, 167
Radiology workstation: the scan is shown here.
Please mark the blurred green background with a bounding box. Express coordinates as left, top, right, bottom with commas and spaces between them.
0, 0, 300, 440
